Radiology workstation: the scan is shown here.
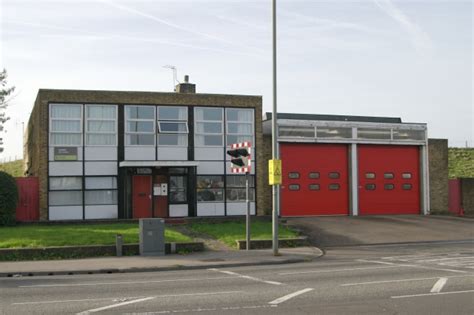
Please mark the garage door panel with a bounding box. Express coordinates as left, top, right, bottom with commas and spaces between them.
358, 145, 420, 215
281, 143, 349, 216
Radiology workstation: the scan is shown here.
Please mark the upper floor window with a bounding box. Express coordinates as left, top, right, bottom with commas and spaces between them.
85, 105, 117, 146
125, 106, 155, 146
50, 104, 82, 146
226, 108, 254, 145
195, 107, 223, 146
157, 106, 188, 146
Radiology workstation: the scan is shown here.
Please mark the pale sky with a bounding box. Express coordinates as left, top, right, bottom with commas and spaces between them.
0, 0, 472, 160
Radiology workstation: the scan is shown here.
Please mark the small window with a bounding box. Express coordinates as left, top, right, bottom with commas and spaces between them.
402, 184, 412, 190
329, 172, 340, 179
308, 172, 320, 179
402, 173, 412, 179
365, 184, 376, 190
365, 173, 376, 179
288, 184, 300, 191
384, 184, 395, 190
309, 184, 320, 191
329, 183, 340, 190
288, 172, 300, 179
384, 173, 394, 179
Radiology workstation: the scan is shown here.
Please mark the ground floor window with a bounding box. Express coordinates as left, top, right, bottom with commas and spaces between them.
197, 175, 224, 202
226, 175, 255, 202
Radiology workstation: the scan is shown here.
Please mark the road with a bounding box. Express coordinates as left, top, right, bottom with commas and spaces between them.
1, 241, 473, 314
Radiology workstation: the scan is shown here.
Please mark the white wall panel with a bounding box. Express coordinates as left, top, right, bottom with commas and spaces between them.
157, 147, 187, 160
85, 205, 118, 219
49, 147, 83, 161
85, 161, 117, 175
49, 162, 83, 176
197, 161, 225, 175
169, 204, 188, 217
85, 147, 117, 161
195, 147, 224, 161
125, 147, 155, 160
226, 202, 256, 216
49, 206, 83, 220
197, 202, 225, 216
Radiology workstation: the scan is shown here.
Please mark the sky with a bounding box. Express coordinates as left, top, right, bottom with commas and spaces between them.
0, 0, 472, 161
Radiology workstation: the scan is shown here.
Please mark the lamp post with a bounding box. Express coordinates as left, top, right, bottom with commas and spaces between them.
271, 0, 279, 256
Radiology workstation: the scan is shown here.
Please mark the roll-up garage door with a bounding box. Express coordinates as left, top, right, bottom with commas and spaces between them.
280, 143, 349, 216
358, 145, 420, 215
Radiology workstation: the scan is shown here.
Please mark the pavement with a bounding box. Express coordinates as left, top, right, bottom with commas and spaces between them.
286, 215, 474, 247
0, 246, 323, 277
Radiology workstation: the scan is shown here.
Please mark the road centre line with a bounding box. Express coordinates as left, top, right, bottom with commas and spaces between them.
357, 259, 468, 274
278, 265, 400, 275
18, 276, 238, 288
391, 290, 474, 299
430, 277, 448, 293
13, 291, 242, 306
76, 296, 156, 314
269, 288, 314, 305
208, 268, 283, 285
341, 274, 474, 286
124, 304, 278, 314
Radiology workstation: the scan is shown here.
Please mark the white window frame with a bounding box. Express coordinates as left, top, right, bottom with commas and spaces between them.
225, 108, 254, 146
125, 105, 156, 146
157, 106, 189, 146
195, 107, 224, 147
84, 176, 118, 205
49, 104, 83, 146
85, 105, 118, 146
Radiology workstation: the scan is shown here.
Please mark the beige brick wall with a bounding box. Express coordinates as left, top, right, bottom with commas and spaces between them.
428, 139, 449, 213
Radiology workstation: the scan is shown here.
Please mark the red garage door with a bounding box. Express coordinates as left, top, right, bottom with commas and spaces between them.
281, 143, 349, 216
358, 145, 420, 215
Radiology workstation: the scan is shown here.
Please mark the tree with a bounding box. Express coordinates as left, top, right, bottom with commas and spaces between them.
0, 171, 18, 225
0, 69, 15, 153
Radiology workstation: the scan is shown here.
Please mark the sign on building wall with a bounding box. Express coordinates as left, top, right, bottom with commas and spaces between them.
54, 147, 78, 161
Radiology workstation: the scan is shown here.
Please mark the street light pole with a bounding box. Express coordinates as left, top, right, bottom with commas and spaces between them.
271, 0, 279, 256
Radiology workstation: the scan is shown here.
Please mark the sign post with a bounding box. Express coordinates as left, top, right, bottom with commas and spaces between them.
227, 142, 252, 250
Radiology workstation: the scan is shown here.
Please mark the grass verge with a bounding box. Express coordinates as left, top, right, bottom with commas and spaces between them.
188, 220, 299, 248
0, 223, 192, 248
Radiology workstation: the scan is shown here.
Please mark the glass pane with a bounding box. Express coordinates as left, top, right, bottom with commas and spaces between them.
85, 190, 117, 205
227, 122, 252, 134
226, 175, 255, 188
357, 128, 391, 140
309, 172, 320, 179
204, 135, 223, 146
50, 133, 81, 145
195, 108, 222, 121
85, 177, 117, 189
170, 176, 187, 203
384, 173, 394, 179
126, 134, 155, 145
393, 129, 425, 141
402, 173, 412, 179
226, 188, 255, 201
87, 121, 115, 132
288, 172, 300, 179
50, 177, 82, 190
197, 188, 224, 201
309, 184, 320, 190
329, 184, 340, 190
158, 106, 186, 120
86, 134, 116, 145
289, 184, 300, 191
329, 172, 340, 179
51, 105, 81, 118
365, 173, 376, 179
279, 126, 315, 138
87, 105, 116, 119
49, 191, 82, 206
227, 135, 253, 145
196, 122, 222, 134
366, 184, 376, 190
384, 184, 395, 190
227, 109, 253, 122
197, 176, 224, 188
126, 106, 155, 119
127, 121, 154, 132
169, 168, 188, 174
51, 120, 81, 132
159, 122, 188, 133
403, 184, 412, 190
317, 127, 352, 139
158, 134, 187, 146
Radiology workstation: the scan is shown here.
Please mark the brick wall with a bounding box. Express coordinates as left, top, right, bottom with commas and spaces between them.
428, 139, 449, 213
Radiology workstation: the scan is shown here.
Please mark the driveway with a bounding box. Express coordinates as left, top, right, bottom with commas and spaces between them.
285, 215, 474, 247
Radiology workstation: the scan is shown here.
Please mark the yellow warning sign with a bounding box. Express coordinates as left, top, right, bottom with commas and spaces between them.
268, 159, 282, 185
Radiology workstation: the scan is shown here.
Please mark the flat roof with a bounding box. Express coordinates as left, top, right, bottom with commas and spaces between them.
263, 112, 402, 124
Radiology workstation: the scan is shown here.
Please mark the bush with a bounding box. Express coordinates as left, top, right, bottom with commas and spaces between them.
0, 171, 17, 226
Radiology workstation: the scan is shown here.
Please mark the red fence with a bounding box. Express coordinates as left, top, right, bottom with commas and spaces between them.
15, 177, 39, 222
448, 179, 463, 216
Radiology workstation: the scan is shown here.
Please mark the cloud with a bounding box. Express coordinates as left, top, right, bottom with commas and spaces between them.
373, 0, 433, 55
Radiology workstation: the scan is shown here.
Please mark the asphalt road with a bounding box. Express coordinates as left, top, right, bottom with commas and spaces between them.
1, 241, 473, 315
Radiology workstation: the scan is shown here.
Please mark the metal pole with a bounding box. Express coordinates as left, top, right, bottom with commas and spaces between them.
246, 172, 251, 250
271, 0, 279, 256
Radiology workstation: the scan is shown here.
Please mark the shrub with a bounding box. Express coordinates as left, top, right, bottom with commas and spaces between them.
0, 171, 17, 226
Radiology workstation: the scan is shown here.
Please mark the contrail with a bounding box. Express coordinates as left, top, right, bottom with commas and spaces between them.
373, 0, 433, 55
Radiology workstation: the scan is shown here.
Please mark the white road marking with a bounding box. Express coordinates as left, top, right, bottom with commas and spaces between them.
357, 259, 468, 274
76, 296, 155, 314
19, 276, 238, 288
430, 277, 448, 293
268, 288, 314, 305
125, 304, 278, 314
278, 265, 400, 275
208, 268, 283, 285
341, 274, 474, 286
391, 290, 474, 299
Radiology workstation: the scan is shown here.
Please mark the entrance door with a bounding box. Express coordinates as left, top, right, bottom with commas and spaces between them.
132, 175, 152, 218
153, 175, 168, 218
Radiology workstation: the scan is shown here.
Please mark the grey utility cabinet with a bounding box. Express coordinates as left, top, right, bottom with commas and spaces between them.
139, 218, 165, 256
